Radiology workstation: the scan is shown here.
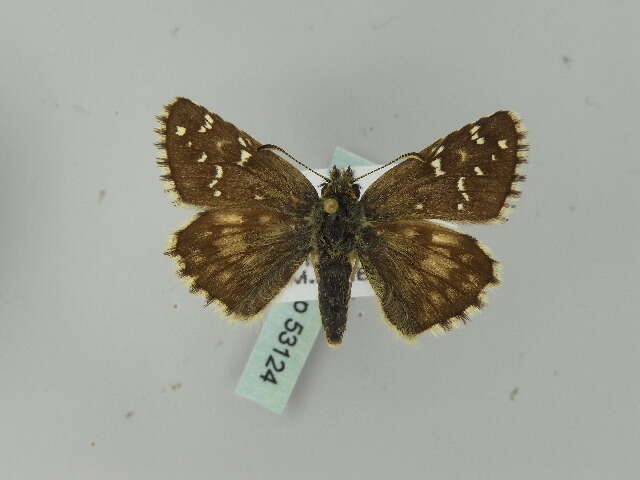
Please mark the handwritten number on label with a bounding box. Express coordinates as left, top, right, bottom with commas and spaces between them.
273, 347, 290, 358
278, 330, 297, 346
260, 369, 277, 384
284, 318, 304, 335
260, 304, 308, 385
265, 354, 285, 372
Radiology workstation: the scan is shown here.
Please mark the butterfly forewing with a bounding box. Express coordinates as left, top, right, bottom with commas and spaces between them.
157, 97, 318, 213
360, 111, 527, 222
356, 220, 498, 337
157, 98, 319, 319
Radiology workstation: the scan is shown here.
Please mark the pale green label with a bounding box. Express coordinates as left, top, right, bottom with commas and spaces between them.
235, 147, 375, 414
235, 301, 321, 414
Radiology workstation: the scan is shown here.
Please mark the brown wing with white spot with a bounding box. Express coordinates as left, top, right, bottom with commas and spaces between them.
156, 97, 319, 213
157, 98, 319, 318
356, 220, 498, 338
168, 206, 312, 318
360, 111, 527, 222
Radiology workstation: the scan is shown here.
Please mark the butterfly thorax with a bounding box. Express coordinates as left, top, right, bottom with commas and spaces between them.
312, 167, 363, 258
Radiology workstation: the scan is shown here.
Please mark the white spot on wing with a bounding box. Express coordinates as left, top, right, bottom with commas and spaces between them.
470, 125, 480, 134
415, 203, 424, 210
457, 203, 464, 210
198, 126, 206, 133
471, 133, 479, 141
476, 137, 485, 144
254, 194, 264, 200
491, 153, 497, 161
215, 213, 243, 224
237, 150, 252, 166
215, 165, 223, 178
215, 140, 230, 152
432, 232, 459, 246
431, 158, 444, 176
435, 145, 444, 155
498, 139, 508, 149
457, 177, 466, 191
208, 179, 218, 188
197, 152, 207, 163
238, 136, 247, 147
213, 190, 222, 197
474, 166, 484, 176
176, 126, 186, 136
205, 114, 214, 124
462, 192, 470, 201
428, 291, 446, 307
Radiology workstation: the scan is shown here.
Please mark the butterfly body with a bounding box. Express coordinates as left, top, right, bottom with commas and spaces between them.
157, 98, 527, 346
311, 166, 364, 344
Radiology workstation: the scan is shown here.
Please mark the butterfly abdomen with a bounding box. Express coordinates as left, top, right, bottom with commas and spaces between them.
315, 254, 352, 345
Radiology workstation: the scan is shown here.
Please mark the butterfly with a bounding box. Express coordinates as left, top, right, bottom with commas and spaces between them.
156, 98, 527, 345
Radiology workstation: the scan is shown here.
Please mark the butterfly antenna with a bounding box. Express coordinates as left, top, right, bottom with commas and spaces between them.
353, 152, 425, 181
258, 144, 330, 181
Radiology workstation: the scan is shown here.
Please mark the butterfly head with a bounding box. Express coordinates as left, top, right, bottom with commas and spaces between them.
320, 166, 361, 200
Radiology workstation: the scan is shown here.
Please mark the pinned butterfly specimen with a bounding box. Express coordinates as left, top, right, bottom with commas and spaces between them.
156, 98, 527, 345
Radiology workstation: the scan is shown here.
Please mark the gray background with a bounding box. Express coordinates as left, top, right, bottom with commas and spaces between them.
1, 1, 638, 478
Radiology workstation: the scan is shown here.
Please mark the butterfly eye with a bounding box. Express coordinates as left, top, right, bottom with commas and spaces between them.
323, 198, 339, 214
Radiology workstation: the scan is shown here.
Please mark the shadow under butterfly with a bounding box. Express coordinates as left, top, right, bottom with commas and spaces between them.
156, 98, 528, 346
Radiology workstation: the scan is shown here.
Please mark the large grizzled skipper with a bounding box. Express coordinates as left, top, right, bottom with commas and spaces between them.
156, 98, 527, 345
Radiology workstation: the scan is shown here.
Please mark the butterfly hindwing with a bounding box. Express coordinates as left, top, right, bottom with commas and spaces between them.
356, 220, 498, 337
360, 111, 527, 223
168, 206, 313, 318
157, 97, 318, 213
157, 98, 320, 318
